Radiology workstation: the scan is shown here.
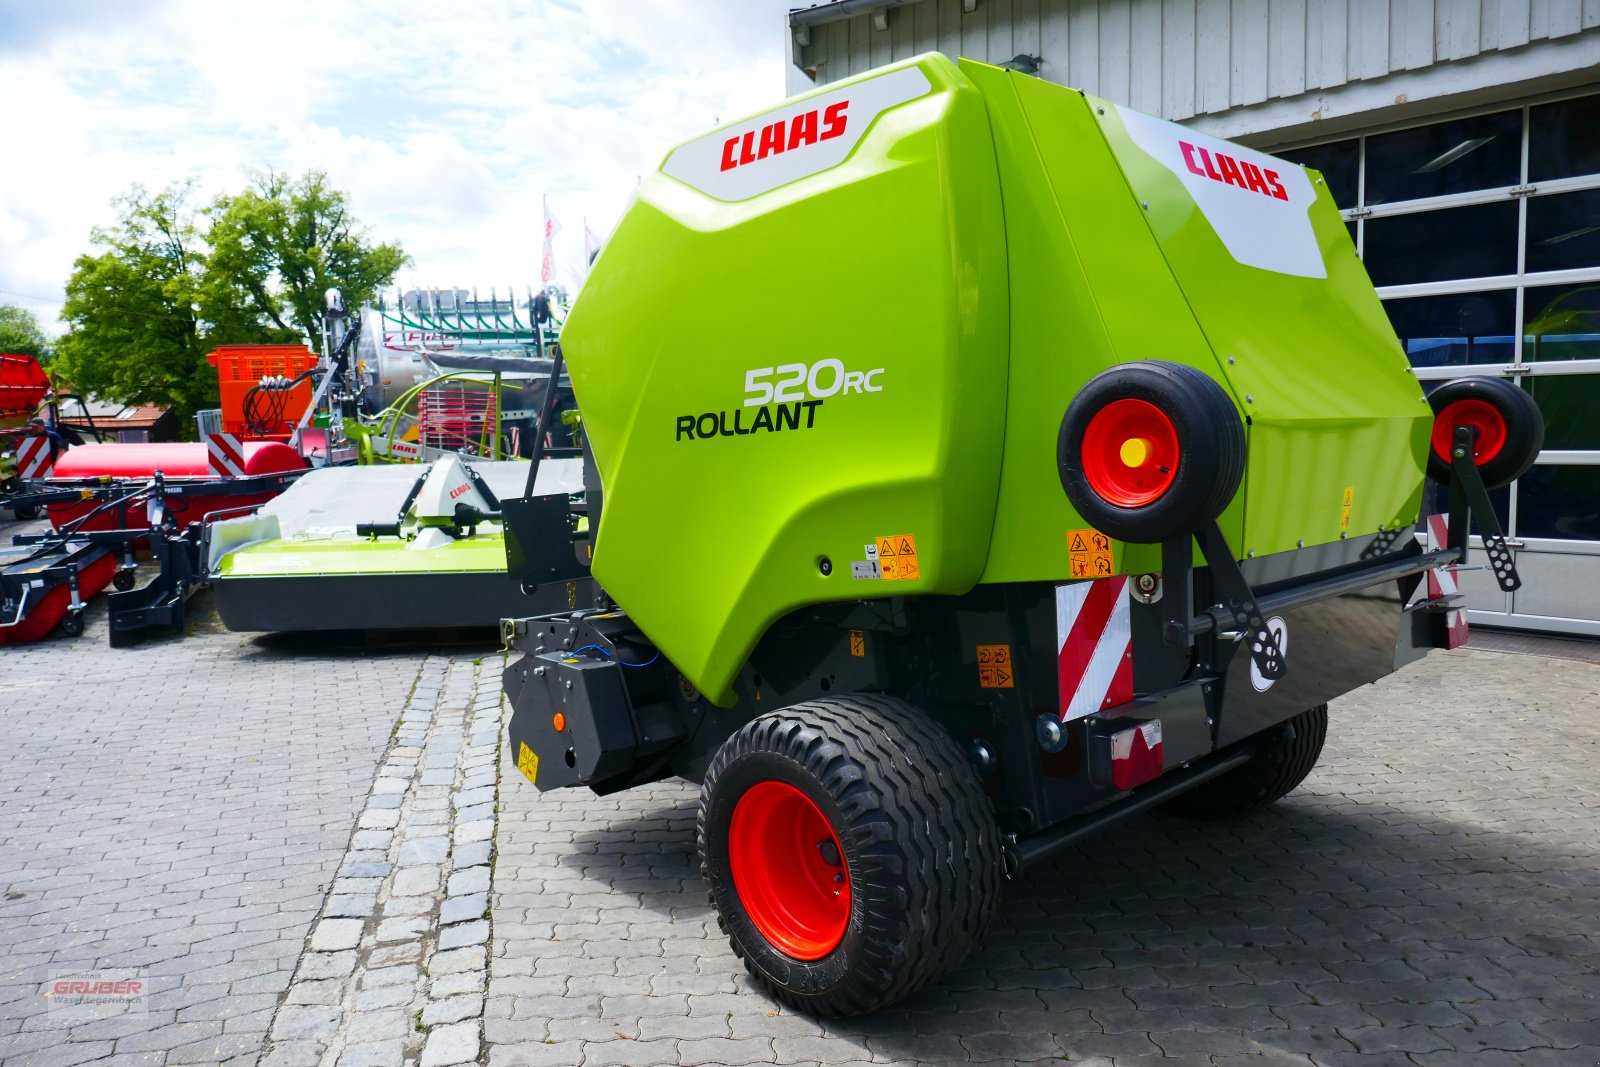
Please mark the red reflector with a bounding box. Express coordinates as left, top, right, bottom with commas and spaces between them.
1109, 720, 1163, 792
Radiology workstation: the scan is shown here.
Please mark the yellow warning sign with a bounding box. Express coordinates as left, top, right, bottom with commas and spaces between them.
1340, 486, 1355, 531
849, 630, 866, 657
517, 742, 539, 785
976, 644, 1014, 689
1067, 527, 1114, 580
876, 534, 920, 581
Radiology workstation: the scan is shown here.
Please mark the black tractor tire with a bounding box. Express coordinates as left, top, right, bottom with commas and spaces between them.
1057, 360, 1246, 544
1160, 705, 1328, 821
697, 695, 1002, 1017
1424, 376, 1544, 489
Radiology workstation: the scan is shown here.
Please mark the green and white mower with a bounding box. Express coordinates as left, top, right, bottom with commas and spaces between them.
499, 55, 1544, 1016
207, 454, 586, 633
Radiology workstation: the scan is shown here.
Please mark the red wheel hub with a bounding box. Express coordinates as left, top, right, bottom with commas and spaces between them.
1081, 398, 1181, 507
728, 781, 849, 960
1431, 398, 1507, 466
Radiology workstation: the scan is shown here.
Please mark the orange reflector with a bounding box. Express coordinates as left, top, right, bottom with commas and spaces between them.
552, 713, 567, 733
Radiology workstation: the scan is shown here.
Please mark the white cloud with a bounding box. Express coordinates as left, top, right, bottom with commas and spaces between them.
0, 0, 802, 334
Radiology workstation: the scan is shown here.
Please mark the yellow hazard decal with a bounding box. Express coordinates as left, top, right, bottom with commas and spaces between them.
977, 644, 1014, 689
517, 742, 539, 785
1067, 528, 1114, 579
876, 534, 920, 581
849, 630, 866, 657
1340, 486, 1355, 531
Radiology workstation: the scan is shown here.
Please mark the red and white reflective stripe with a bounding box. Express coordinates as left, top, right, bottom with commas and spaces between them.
206, 433, 247, 478
15, 436, 53, 479
1056, 576, 1134, 721
1425, 514, 1468, 648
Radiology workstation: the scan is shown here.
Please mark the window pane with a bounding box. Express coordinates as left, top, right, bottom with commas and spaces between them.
1526, 188, 1600, 275
1529, 94, 1600, 182
1524, 283, 1600, 363
1363, 202, 1518, 286
1278, 139, 1360, 209
1517, 464, 1600, 541
1528, 375, 1600, 450
1386, 291, 1515, 366
1364, 110, 1521, 205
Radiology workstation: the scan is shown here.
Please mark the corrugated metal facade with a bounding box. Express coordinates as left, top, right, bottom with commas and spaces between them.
792, 0, 1600, 139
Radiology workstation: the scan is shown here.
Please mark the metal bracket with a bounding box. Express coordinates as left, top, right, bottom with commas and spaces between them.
1447, 424, 1520, 592
1161, 521, 1286, 682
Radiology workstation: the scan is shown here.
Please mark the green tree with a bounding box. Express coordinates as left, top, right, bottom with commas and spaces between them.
204, 170, 408, 341
0, 304, 51, 361
54, 172, 407, 432
54, 183, 217, 426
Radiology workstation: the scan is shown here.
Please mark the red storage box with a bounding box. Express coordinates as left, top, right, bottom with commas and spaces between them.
207, 345, 317, 439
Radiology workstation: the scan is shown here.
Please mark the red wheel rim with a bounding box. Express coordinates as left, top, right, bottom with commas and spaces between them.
728, 781, 849, 960
1431, 398, 1507, 466
1081, 398, 1181, 507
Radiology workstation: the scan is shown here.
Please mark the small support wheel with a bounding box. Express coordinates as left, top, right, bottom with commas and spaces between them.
61, 610, 86, 638
1425, 376, 1543, 489
698, 695, 1002, 1016
113, 569, 136, 592
11, 504, 40, 521
1058, 361, 1246, 543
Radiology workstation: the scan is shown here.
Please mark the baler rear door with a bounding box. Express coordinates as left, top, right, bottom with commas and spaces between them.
1095, 103, 1431, 558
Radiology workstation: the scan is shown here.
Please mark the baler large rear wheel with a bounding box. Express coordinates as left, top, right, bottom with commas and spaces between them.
697, 695, 1002, 1016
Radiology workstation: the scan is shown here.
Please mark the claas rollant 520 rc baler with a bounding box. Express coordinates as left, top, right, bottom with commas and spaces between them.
498, 55, 1544, 1016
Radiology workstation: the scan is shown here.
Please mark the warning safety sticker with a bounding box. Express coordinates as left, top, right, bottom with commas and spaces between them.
875, 535, 920, 581
976, 644, 1014, 688
1067, 528, 1114, 579
517, 742, 539, 785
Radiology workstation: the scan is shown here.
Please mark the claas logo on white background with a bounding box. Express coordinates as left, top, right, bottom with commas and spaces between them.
721, 102, 849, 172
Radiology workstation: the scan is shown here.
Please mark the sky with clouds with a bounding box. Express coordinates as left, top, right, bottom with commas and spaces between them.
0, 0, 806, 334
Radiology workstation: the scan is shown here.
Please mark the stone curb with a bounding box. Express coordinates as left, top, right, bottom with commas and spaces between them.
257, 653, 505, 1067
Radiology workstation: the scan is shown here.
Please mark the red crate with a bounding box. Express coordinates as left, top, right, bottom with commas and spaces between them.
207, 345, 317, 439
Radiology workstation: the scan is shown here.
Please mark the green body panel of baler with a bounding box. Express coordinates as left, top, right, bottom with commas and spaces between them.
1091, 95, 1430, 554
563, 57, 1010, 705
560, 53, 1430, 705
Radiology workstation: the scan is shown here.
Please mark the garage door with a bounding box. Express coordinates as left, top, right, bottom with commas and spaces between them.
1282, 88, 1600, 636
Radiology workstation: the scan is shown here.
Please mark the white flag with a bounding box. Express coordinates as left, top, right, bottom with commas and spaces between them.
541, 196, 562, 285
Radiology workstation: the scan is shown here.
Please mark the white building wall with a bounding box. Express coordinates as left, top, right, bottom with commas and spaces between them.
791, 0, 1600, 143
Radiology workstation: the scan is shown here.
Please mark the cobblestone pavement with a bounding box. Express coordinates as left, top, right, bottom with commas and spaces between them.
4, 567, 1598, 1067
259, 654, 504, 1067
0, 589, 448, 1066
488, 648, 1600, 1067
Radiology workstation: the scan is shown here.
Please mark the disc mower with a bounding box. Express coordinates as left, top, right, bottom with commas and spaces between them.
498, 54, 1544, 1015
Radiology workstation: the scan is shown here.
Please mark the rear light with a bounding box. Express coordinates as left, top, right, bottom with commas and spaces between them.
1108, 720, 1163, 791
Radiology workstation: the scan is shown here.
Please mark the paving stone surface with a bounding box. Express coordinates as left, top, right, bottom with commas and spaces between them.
0, 605, 429, 1066
5, 547, 1598, 1067
488, 647, 1600, 1066
259, 653, 502, 1067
